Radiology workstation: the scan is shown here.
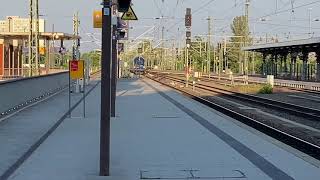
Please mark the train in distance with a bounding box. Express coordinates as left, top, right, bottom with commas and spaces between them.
130, 56, 146, 74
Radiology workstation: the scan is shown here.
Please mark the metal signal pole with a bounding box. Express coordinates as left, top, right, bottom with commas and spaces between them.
185, 8, 192, 87
28, 0, 40, 76
73, 12, 81, 93
28, 0, 33, 76
35, 0, 40, 75
207, 16, 211, 77
111, 23, 117, 117
161, 26, 164, 70
244, 0, 250, 76
100, 0, 112, 176
224, 36, 227, 71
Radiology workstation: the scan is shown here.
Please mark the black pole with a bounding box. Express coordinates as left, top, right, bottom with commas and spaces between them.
83, 61, 86, 118
68, 61, 71, 118
111, 25, 117, 117
100, 0, 112, 176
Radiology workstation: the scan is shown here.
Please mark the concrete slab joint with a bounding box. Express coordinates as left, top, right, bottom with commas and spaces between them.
140, 169, 246, 179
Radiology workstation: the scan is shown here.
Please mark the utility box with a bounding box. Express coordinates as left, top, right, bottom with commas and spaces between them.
194, 72, 201, 78
267, 75, 274, 88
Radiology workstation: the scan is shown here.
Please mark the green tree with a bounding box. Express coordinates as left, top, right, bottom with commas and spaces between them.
228, 15, 249, 73
189, 36, 208, 71
228, 15, 264, 74
81, 51, 101, 69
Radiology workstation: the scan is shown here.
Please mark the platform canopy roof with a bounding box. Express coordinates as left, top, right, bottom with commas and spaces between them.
0, 32, 80, 41
243, 37, 320, 52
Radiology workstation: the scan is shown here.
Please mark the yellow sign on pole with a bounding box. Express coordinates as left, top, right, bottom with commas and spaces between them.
70, 60, 84, 80
39, 47, 46, 55
93, 10, 102, 28
121, 6, 138, 21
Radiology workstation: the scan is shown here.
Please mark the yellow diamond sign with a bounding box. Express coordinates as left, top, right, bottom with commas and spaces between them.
121, 6, 138, 21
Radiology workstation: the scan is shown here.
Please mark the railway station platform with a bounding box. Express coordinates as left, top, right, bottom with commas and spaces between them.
207, 73, 320, 90
248, 76, 320, 89
1, 78, 320, 180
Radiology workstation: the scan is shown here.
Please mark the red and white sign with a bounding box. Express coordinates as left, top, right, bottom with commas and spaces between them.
71, 61, 79, 71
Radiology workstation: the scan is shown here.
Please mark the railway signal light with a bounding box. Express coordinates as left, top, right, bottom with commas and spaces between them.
185, 8, 192, 27
186, 31, 191, 38
186, 38, 191, 47
118, 0, 132, 12
176, 48, 179, 58
118, 30, 126, 38
185, 15, 192, 27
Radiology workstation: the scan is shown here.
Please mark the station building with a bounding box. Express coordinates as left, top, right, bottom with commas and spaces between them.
0, 16, 46, 78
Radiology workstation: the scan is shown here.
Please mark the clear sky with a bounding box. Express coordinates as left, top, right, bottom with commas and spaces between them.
1, 0, 320, 52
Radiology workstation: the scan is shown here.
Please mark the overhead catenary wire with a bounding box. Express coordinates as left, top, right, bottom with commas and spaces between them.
256, 0, 320, 20
130, 0, 320, 52
153, 0, 164, 17
216, 0, 320, 35
165, 0, 219, 31
254, 21, 320, 30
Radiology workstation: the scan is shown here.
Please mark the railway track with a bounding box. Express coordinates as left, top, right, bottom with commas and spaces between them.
146, 73, 320, 161
164, 75, 320, 121
288, 87, 320, 95
151, 71, 320, 95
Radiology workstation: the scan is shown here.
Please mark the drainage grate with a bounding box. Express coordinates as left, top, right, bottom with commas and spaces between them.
140, 169, 247, 179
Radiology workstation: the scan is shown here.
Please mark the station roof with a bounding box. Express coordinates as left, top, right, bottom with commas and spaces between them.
0, 32, 80, 41
243, 37, 320, 52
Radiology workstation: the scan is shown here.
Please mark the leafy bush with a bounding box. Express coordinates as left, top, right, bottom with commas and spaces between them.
258, 84, 273, 94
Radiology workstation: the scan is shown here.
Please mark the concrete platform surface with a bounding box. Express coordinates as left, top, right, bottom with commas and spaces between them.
0, 80, 99, 179
3, 78, 320, 180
